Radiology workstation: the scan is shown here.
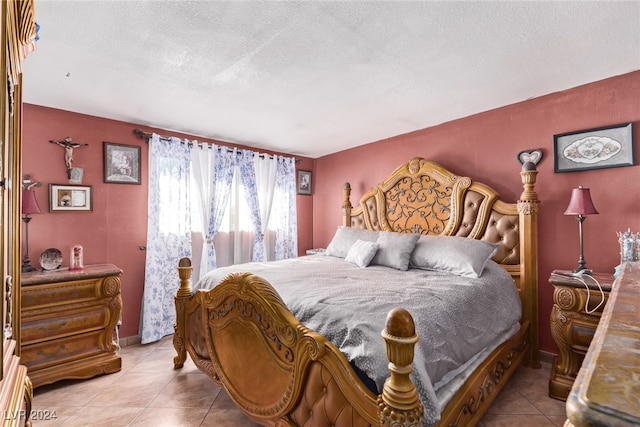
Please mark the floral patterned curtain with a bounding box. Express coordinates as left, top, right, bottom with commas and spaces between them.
141, 134, 192, 344
205, 146, 236, 271
237, 149, 264, 262
274, 156, 298, 259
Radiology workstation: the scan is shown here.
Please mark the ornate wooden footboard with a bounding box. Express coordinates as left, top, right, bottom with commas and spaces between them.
174, 259, 424, 426
173, 157, 539, 427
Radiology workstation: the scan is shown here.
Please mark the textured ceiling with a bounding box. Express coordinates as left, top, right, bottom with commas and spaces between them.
22, 1, 640, 158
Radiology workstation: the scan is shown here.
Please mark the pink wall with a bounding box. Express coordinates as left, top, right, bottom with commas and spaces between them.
313, 71, 640, 355
22, 106, 314, 339
23, 71, 640, 354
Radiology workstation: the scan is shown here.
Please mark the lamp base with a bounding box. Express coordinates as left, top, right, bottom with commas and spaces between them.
21, 257, 37, 273
22, 264, 37, 273
573, 267, 593, 275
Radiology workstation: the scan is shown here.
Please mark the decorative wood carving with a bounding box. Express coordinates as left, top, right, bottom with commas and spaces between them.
378, 308, 423, 427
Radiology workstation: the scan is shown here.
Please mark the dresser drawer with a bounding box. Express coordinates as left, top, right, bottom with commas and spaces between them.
21, 307, 109, 344
22, 279, 104, 308
21, 331, 105, 369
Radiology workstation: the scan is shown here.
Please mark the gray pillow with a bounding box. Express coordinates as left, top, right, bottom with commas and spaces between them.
325, 226, 379, 258
345, 239, 379, 268
370, 232, 420, 271
409, 235, 498, 277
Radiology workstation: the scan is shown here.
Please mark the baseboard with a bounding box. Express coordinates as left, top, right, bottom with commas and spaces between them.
539, 349, 555, 365
119, 335, 141, 347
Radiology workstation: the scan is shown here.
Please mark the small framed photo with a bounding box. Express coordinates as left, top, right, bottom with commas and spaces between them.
297, 170, 312, 195
104, 141, 141, 184
554, 123, 633, 173
49, 184, 92, 212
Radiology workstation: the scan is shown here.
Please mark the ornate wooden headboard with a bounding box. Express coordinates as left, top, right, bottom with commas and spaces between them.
341, 157, 540, 367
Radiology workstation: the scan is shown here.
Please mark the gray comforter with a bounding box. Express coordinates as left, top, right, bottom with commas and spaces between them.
194, 255, 521, 425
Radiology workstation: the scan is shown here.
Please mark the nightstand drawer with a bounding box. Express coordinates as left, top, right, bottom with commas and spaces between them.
22, 307, 108, 344
570, 323, 597, 350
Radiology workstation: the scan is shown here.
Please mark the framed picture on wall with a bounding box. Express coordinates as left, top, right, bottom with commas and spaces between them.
103, 141, 142, 184
553, 123, 633, 173
49, 184, 93, 212
297, 170, 312, 195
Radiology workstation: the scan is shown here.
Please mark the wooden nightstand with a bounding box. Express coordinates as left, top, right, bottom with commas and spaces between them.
548, 270, 613, 401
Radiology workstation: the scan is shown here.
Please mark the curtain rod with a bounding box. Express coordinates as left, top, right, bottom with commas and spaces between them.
133, 129, 301, 164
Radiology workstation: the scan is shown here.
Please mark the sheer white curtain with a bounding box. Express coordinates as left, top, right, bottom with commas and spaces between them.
255, 155, 278, 258
190, 144, 236, 282
190, 143, 213, 283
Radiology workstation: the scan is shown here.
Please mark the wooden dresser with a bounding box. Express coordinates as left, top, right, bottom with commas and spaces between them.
565, 261, 640, 426
21, 264, 123, 388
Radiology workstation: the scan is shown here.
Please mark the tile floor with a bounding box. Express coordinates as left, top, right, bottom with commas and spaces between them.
32, 336, 567, 426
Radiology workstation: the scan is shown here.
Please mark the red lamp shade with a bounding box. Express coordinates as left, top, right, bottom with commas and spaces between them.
564, 186, 598, 216
22, 189, 41, 215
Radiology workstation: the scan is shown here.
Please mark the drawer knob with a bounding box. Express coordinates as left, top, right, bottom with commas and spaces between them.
38, 321, 67, 332
36, 344, 66, 357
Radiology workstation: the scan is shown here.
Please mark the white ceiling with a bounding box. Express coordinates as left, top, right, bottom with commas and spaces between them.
22, 1, 640, 158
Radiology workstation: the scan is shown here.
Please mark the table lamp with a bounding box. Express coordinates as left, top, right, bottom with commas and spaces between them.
564, 185, 598, 274
22, 189, 41, 272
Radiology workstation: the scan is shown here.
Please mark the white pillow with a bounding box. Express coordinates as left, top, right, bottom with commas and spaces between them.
370, 232, 420, 271
325, 226, 379, 258
409, 235, 498, 278
345, 239, 379, 268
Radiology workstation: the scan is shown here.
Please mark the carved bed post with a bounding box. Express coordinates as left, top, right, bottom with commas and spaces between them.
378, 308, 424, 427
173, 257, 193, 368
518, 161, 540, 368
342, 182, 352, 227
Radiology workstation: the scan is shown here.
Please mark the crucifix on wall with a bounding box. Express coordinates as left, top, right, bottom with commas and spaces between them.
49, 137, 89, 179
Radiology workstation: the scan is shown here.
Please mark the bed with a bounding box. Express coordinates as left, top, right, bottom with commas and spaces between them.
172, 157, 540, 426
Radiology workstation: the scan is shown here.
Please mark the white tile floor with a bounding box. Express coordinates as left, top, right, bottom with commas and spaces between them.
31, 336, 567, 426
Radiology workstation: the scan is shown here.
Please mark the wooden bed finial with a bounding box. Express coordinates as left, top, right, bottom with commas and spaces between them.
173, 257, 193, 368
519, 162, 539, 208
176, 257, 192, 298
378, 308, 424, 427
342, 182, 353, 226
